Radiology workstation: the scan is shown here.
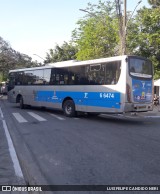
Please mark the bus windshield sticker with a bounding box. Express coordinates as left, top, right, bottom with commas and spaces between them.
130, 72, 152, 78
132, 79, 152, 102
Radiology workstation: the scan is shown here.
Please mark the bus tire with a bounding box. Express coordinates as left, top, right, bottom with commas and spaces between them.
63, 100, 76, 117
20, 96, 25, 109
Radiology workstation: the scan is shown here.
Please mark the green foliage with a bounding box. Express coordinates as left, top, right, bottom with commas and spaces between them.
72, 1, 160, 78
72, 0, 119, 60
1, 0, 160, 80
130, 7, 160, 79
0, 36, 37, 81
148, 0, 160, 7
45, 41, 78, 63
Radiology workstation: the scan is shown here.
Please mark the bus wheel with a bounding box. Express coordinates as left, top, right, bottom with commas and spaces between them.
20, 96, 25, 109
63, 100, 76, 117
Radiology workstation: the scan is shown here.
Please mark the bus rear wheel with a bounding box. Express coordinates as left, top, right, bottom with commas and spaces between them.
63, 100, 76, 117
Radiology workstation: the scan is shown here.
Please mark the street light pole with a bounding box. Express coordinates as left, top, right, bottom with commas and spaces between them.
33, 54, 45, 61
80, 0, 142, 56
122, 0, 127, 55
122, 0, 142, 55
79, 9, 97, 18
79, 8, 107, 27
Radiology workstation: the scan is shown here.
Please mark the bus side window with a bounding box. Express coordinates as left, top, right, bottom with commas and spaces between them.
68, 66, 85, 85
55, 68, 69, 85
50, 69, 56, 85
44, 69, 51, 85
23, 71, 35, 85
15, 72, 24, 85
8, 73, 16, 91
105, 61, 121, 85
85, 64, 105, 85
79, 76, 89, 85
33, 70, 43, 85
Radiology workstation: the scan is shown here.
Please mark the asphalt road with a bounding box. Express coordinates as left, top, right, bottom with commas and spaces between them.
0, 96, 160, 193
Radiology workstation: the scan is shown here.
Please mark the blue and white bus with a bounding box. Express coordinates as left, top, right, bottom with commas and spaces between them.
8, 55, 153, 117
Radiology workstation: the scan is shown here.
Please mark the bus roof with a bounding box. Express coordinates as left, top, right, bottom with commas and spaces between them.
9, 55, 146, 73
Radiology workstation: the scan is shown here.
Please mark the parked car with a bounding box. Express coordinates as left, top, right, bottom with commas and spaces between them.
0, 81, 8, 94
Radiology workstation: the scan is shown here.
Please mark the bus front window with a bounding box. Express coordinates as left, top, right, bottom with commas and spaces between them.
129, 58, 152, 78
8, 73, 16, 91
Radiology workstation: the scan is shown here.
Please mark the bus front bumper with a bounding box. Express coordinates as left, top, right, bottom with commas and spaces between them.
133, 103, 153, 112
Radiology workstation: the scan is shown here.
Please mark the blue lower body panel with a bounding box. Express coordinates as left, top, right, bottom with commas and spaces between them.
35, 91, 121, 109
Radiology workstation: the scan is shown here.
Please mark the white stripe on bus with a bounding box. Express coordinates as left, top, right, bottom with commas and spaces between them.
27, 112, 47, 121
12, 113, 28, 123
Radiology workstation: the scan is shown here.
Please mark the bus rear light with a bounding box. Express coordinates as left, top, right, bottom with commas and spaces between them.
126, 84, 131, 103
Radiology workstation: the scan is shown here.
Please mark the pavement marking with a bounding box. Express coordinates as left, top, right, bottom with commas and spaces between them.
12, 113, 28, 123
100, 114, 125, 119
50, 113, 65, 120
101, 113, 160, 119
27, 112, 47, 121
2, 119, 24, 178
0, 107, 4, 118
144, 115, 160, 118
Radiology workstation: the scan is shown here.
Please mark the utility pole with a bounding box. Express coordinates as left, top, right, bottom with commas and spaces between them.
33, 54, 45, 61
81, 0, 142, 56
122, 0, 127, 55
115, 0, 123, 55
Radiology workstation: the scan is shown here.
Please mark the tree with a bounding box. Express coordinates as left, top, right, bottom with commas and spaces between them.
0, 36, 37, 81
130, 7, 160, 79
148, 0, 160, 7
45, 41, 78, 63
71, 0, 160, 78
72, 0, 119, 60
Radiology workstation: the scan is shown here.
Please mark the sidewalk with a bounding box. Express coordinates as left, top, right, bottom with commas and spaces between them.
139, 105, 160, 118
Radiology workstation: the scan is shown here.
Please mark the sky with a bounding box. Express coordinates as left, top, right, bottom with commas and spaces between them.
0, 0, 150, 62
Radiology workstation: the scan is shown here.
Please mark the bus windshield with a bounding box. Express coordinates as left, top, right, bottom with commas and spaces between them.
129, 58, 152, 78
